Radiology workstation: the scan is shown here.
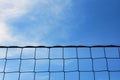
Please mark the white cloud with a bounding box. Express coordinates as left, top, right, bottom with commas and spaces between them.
0, 0, 39, 45
0, 0, 72, 21
0, 0, 37, 45
0, 0, 34, 21
0, 22, 14, 43
0, 0, 72, 46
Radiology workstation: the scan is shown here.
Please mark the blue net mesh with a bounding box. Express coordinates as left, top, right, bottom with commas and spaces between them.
0, 45, 120, 80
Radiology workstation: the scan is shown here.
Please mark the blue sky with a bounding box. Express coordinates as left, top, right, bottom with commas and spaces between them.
0, 0, 120, 46
0, 0, 120, 80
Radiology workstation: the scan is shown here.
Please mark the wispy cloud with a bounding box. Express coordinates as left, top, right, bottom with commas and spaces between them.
0, 22, 12, 43
0, 0, 34, 21
0, 0, 36, 45
0, 0, 73, 46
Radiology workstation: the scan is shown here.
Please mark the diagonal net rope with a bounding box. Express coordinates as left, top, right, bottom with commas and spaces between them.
0, 45, 120, 80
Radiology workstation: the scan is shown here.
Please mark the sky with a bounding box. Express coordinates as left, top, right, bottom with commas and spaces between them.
0, 0, 120, 80
0, 0, 120, 46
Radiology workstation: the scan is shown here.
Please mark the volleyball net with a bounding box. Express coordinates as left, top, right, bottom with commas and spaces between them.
0, 45, 120, 80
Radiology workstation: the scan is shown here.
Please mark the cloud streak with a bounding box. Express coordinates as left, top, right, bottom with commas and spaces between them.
0, 22, 12, 43
0, 0, 34, 21
0, 0, 37, 45
0, 0, 73, 46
